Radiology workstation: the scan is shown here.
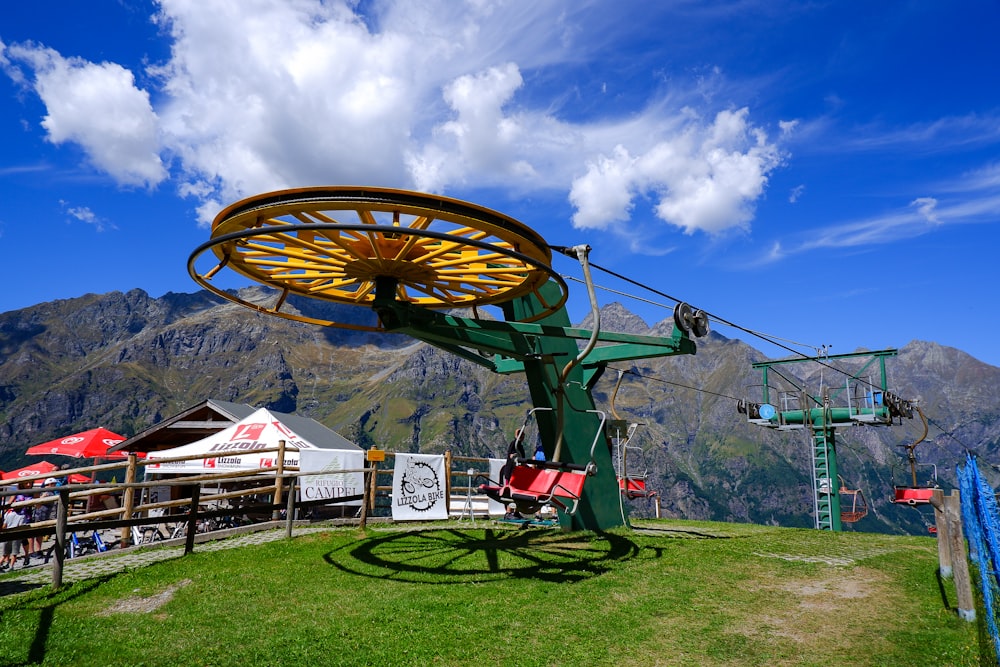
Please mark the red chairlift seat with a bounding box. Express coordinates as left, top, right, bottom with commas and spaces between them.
619, 477, 656, 499
893, 486, 937, 506
480, 407, 604, 516
479, 459, 590, 516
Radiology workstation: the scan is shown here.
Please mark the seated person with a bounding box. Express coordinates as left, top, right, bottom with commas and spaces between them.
499, 428, 526, 485
503, 503, 523, 520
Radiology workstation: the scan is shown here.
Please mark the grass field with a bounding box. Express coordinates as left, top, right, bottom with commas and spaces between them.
0, 519, 982, 666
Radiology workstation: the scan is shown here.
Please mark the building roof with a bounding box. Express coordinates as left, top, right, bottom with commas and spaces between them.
109, 399, 360, 453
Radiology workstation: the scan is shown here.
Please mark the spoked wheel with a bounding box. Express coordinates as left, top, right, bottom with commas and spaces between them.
188, 187, 567, 331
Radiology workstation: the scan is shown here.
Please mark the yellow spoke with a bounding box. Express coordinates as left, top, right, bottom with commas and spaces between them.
285, 211, 368, 242
426, 279, 495, 297
404, 280, 463, 303
430, 251, 515, 269
296, 209, 339, 224
305, 277, 365, 294
415, 237, 475, 263
406, 215, 433, 230
239, 244, 352, 269
437, 265, 529, 276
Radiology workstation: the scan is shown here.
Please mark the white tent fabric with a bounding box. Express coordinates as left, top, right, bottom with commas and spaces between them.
146, 407, 319, 474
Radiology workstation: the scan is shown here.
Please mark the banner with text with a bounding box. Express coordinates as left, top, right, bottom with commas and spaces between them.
487, 458, 507, 516
298, 449, 365, 506
392, 453, 448, 521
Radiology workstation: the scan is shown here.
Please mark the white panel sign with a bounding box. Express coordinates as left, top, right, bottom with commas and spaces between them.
392, 453, 448, 521
487, 458, 507, 516
298, 449, 365, 506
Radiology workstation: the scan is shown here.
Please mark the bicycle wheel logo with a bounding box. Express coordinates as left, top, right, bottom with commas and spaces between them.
399, 460, 441, 512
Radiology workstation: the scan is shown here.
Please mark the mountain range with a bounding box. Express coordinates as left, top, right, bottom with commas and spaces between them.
2, 286, 998, 534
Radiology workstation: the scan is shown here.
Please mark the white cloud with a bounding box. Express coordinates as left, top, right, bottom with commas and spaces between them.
568, 145, 637, 229
571, 107, 784, 234
60, 202, 115, 232
751, 189, 1000, 265
4, 43, 165, 187
2, 0, 784, 233
910, 197, 940, 225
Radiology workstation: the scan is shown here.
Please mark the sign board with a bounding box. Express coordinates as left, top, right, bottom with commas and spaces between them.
391, 453, 448, 520
366, 448, 385, 462
298, 450, 365, 506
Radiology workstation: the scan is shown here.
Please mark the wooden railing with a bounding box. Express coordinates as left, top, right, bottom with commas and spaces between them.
1, 448, 501, 590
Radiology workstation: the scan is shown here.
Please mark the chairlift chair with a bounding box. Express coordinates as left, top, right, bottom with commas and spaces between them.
477, 407, 602, 516
891, 405, 938, 506
838, 476, 868, 523
607, 419, 655, 499
607, 370, 656, 500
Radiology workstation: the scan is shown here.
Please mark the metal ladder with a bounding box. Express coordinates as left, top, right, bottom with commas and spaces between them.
810, 389, 839, 531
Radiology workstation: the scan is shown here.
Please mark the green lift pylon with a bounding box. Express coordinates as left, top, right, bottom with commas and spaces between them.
188, 186, 707, 532
741, 349, 910, 531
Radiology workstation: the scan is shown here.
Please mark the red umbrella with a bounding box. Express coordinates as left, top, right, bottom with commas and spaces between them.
0, 462, 92, 484
26, 427, 128, 459
1, 460, 58, 482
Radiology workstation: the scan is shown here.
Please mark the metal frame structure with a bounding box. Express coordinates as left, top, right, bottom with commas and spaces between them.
742, 350, 906, 531
190, 187, 706, 531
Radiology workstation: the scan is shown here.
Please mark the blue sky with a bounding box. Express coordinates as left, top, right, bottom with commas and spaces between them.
2, 1, 999, 370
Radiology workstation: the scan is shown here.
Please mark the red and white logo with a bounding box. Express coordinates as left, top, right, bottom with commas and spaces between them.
260, 458, 274, 468
204, 458, 217, 468
231, 422, 266, 441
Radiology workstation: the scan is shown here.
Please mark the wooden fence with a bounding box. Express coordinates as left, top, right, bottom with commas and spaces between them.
0, 448, 502, 590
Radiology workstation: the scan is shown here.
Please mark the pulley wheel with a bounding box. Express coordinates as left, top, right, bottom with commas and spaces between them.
188, 187, 566, 330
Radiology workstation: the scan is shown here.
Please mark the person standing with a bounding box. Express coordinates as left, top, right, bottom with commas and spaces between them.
1, 503, 26, 570
13, 483, 33, 566
28, 478, 56, 560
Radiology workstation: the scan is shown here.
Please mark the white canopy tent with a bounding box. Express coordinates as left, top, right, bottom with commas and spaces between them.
146, 407, 324, 474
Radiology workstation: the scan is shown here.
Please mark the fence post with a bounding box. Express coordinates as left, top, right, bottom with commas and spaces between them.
285, 475, 296, 539
273, 439, 286, 520
444, 450, 452, 509
184, 485, 201, 555
51, 489, 69, 591
359, 461, 378, 530
360, 461, 377, 531
944, 490, 975, 621
120, 452, 138, 548
930, 489, 952, 578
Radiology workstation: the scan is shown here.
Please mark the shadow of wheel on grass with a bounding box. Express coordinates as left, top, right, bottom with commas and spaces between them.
324, 527, 655, 584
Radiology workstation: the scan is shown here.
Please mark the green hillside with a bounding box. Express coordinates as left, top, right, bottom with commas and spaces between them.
0, 519, 980, 666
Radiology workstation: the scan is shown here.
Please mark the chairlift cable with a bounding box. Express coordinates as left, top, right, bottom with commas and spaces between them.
558, 248, 981, 458
923, 413, 976, 452
565, 274, 822, 354
564, 275, 676, 313
555, 252, 871, 386
608, 366, 741, 402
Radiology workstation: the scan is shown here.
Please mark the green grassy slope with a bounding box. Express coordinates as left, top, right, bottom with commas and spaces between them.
0, 520, 981, 666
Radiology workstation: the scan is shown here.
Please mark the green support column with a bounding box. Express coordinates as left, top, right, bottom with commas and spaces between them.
750, 351, 899, 531
371, 276, 698, 533
503, 285, 626, 532
810, 425, 841, 531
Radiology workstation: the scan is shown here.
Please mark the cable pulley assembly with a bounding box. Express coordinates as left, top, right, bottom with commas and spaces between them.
673, 302, 710, 338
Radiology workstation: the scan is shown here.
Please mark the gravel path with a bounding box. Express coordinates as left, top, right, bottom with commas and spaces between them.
0, 522, 340, 598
